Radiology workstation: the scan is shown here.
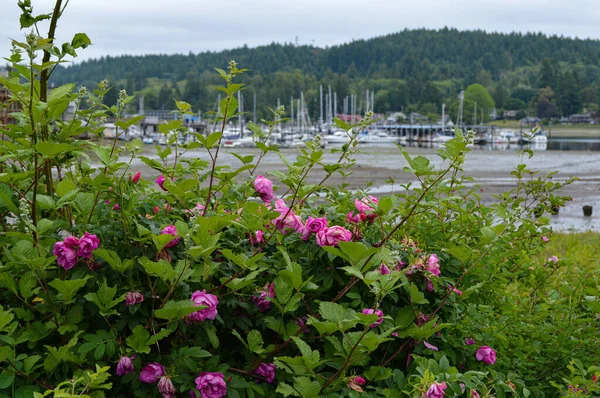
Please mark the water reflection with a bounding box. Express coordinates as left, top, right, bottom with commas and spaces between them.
547, 139, 600, 151
399, 140, 548, 151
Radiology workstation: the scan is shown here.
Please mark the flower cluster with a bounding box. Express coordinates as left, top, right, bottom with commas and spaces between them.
253, 176, 353, 247
53, 232, 100, 270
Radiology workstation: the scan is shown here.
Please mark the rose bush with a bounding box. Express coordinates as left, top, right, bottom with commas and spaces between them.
0, 2, 593, 398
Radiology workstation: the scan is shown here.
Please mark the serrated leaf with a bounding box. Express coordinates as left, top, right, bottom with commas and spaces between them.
49, 276, 91, 302
247, 330, 265, 354
154, 300, 199, 321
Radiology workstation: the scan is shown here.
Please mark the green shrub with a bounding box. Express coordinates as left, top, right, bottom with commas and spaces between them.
0, 2, 588, 398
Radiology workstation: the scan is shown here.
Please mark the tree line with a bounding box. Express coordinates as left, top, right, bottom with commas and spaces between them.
49, 28, 600, 122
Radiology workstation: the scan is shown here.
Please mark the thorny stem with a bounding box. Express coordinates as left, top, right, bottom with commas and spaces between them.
39, 0, 63, 197
202, 94, 232, 216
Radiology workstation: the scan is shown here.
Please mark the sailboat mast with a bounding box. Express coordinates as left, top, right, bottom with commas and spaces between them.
333, 92, 337, 122
290, 96, 294, 134
319, 84, 323, 129
328, 85, 332, 127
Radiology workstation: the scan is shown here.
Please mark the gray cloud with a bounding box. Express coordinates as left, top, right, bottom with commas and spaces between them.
1, 0, 600, 62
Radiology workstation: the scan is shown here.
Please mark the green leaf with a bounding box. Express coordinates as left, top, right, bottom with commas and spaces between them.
23, 355, 41, 373
94, 249, 134, 273
337, 241, 379, 265
293, 376, 321, 398
71, 33, 92, 49
395, 307, 415, 329
55, 179, 77, 198
126, 326, 151, 354
247, 330, 265, 354
275, 383, 298, 397
48, 83, 75, 104
49, 276, 91, 302
0, 371, 15, 389
409, 283, 429, 305
35, 142, 72, 157
0, 309, 14, 330
83, 281, 123, 316
139, 257, 175, 282
154, 300, 199, 321
319, 302, 350, 323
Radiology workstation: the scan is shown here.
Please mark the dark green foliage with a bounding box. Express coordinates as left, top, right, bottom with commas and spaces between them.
48, 29, 600, 117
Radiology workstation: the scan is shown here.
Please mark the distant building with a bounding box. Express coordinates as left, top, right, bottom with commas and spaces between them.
408, 112, 428, 123
503, 110, 518, 120
568, 113, 594, 124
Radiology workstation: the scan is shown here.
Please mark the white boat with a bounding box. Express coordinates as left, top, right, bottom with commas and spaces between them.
430, 131, 454, 143
324, 131, 359, 144
222, 136, 255, 148
529, 134, 548, 143
359, 130, 399, 144
499, 130, 520, 144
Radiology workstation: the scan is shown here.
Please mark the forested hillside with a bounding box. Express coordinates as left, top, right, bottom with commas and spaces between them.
50, 28, 600, 121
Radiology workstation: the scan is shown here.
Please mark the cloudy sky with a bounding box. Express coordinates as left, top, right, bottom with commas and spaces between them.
1, 0, 600, 62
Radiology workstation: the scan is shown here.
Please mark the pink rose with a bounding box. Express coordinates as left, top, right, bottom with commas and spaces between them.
112, 203, 120, 211
156, 175, 167, 190
139, 362, 165, 384
254, 363, 276, 383
78, 232, 100, 259
426, 381, 447, 398
378, 263, 391, 275
125, 291, 144, 307
346, 211, 361, 224
161, 225, 180, 248
188, 290, 219, 322
315, 226, 353, 247
355, 195, 378, 214
541, 235, 549, 242
301, 217, 328, 240
131, 171, 141, 183
116, 355, 135, 376
53, 236, 79, 270
352, 376, 366, 386
426, 254, 440, 276
195, 372, 227, 398
254, 175, 274, 203
465, 337, 475, 345
153, 206, 160, 214
471, 390, 481, 398
475, 346, 496, 365
362, 308, 384, 328
272, 206, 304, 234
255, 230, 264, 243
548, 255, 559, 264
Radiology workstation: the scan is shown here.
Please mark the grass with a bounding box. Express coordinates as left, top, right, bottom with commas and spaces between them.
540, 232, 600, 267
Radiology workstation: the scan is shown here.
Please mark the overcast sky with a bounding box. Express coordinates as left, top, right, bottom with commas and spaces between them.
2, 0, 600, 62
